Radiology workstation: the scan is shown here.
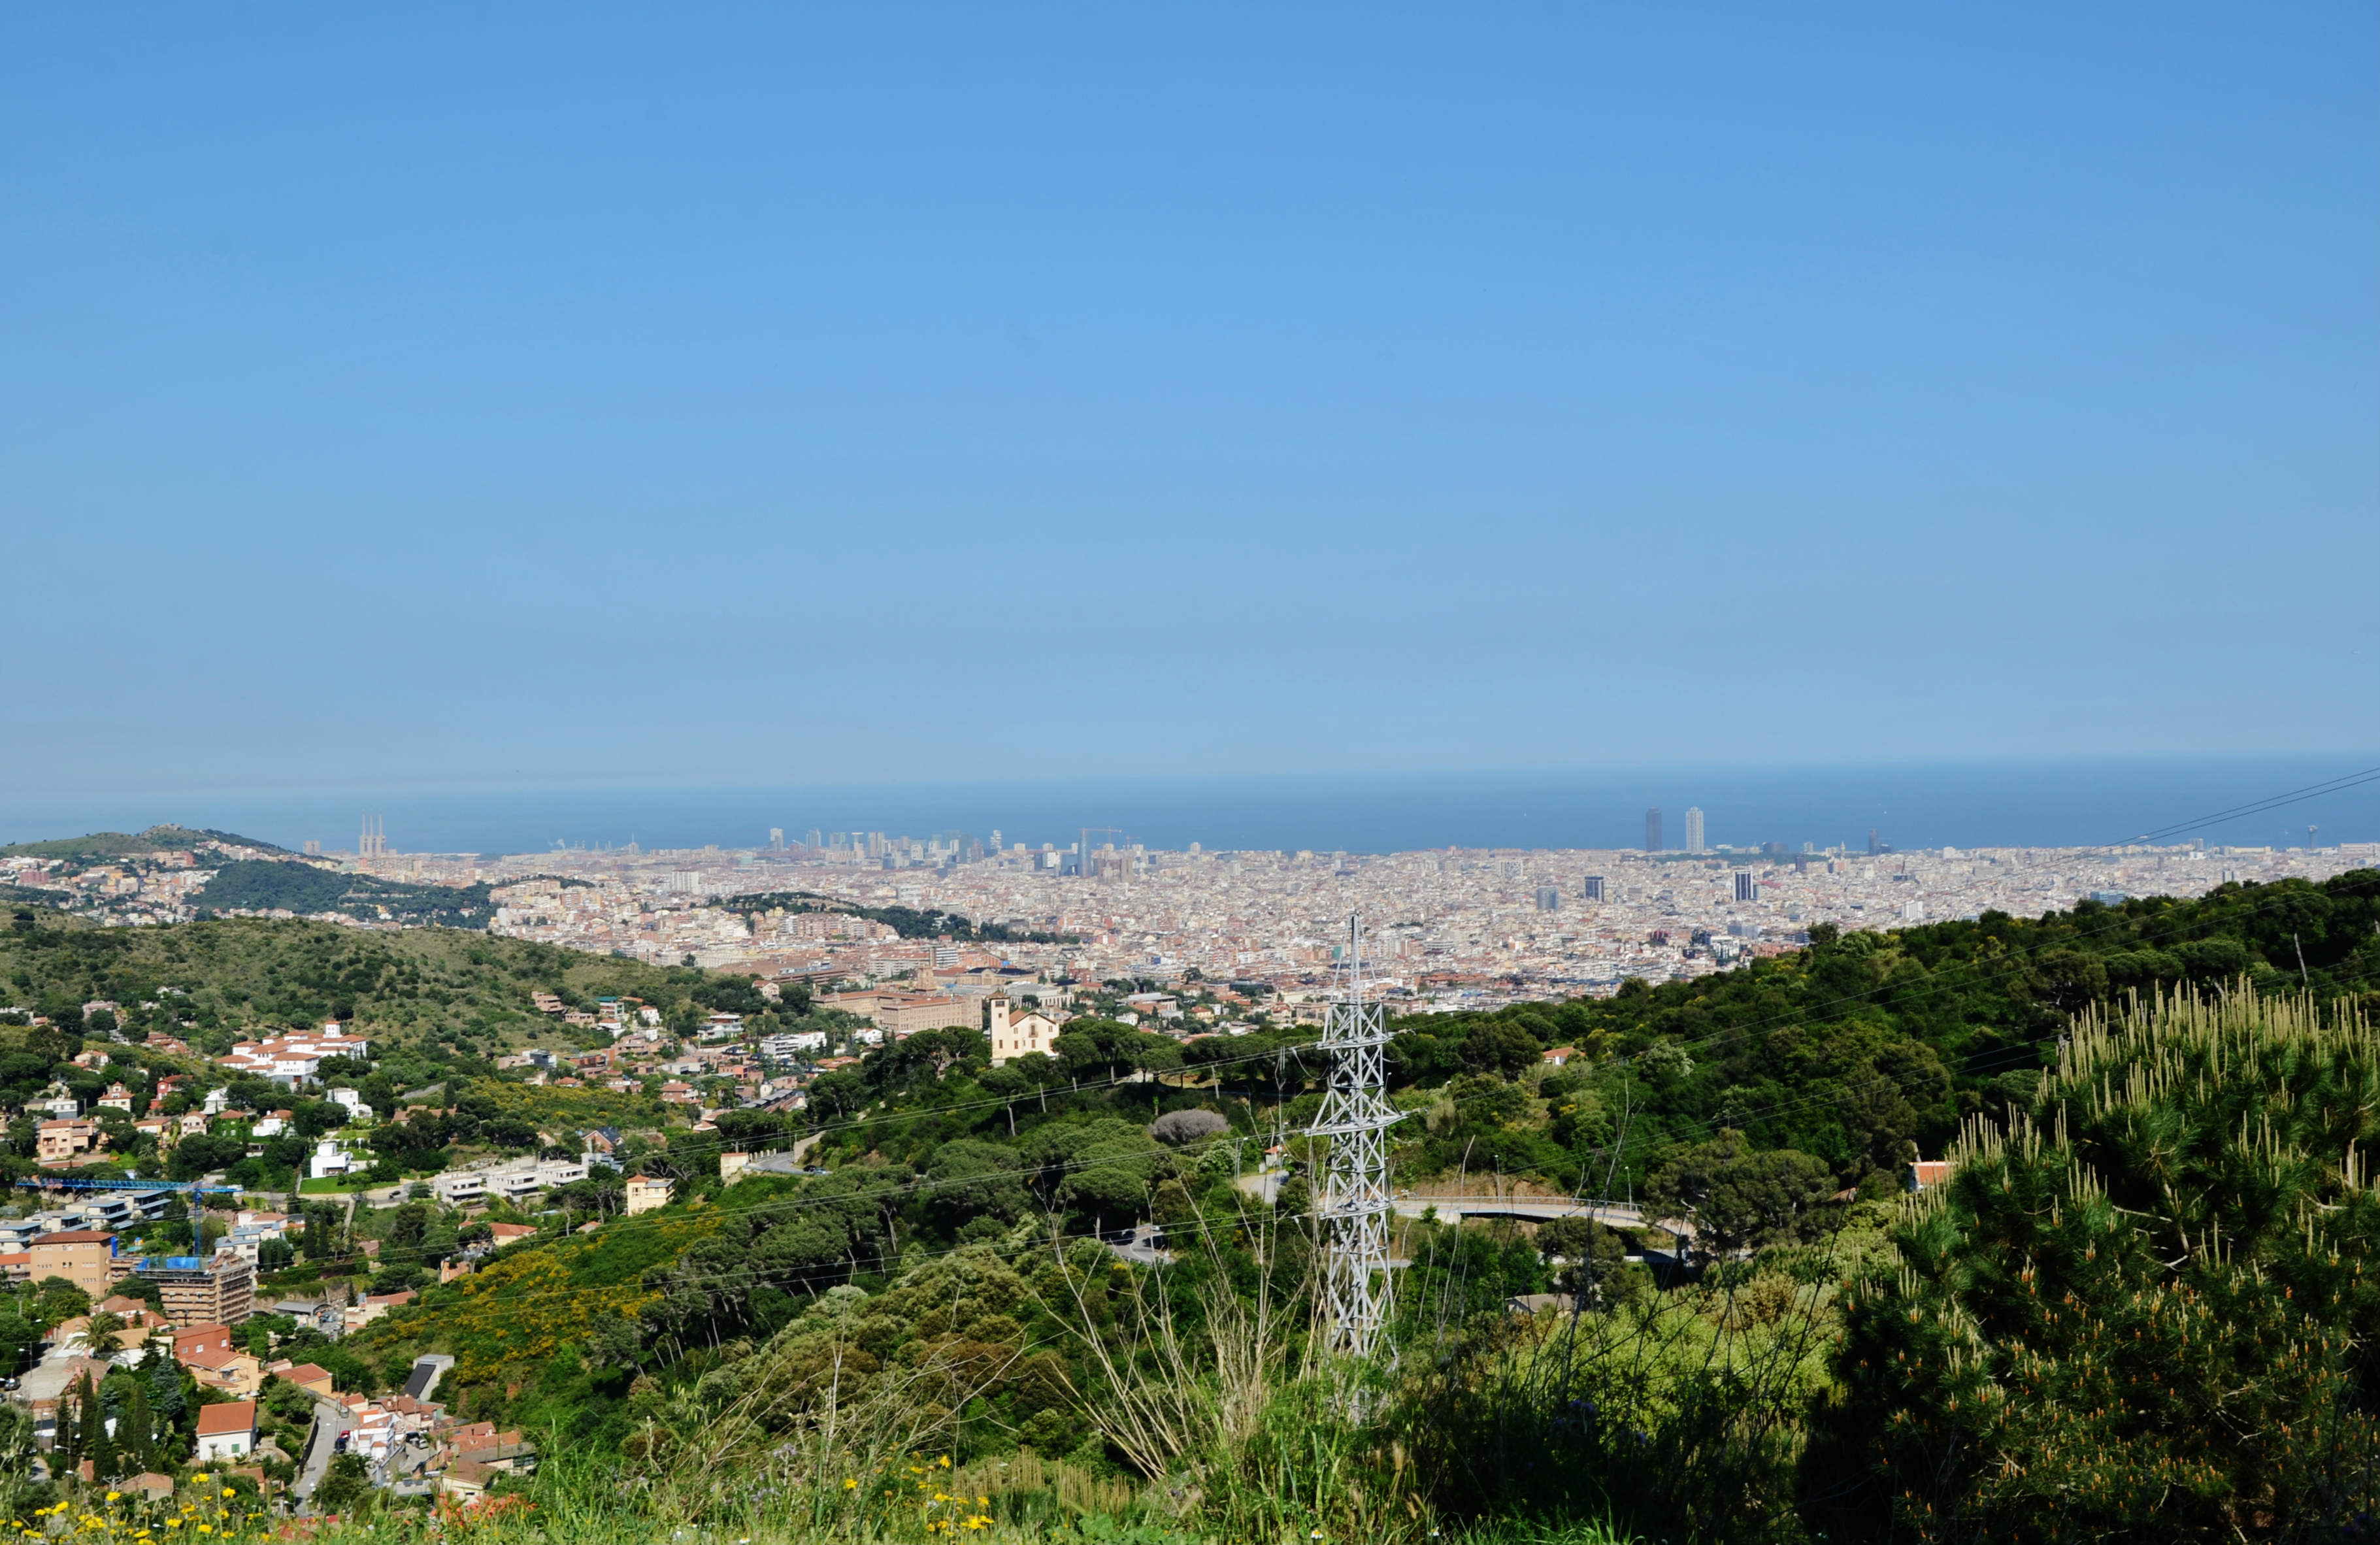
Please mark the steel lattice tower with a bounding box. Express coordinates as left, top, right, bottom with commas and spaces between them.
1308, 915, 1402, 1361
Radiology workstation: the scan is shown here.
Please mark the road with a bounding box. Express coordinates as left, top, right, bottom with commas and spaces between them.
16, 1336, 94, 1410
292, 1398, 354, 1507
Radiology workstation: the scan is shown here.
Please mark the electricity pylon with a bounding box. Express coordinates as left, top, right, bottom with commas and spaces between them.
1308, 914, 1402, 1362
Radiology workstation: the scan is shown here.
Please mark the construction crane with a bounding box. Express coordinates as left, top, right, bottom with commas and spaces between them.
14, 1177, 242, 1197
1076, 827, 1128, 879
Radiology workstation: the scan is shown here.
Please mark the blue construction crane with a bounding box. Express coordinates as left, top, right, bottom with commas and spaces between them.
13, 1177, 242, 1197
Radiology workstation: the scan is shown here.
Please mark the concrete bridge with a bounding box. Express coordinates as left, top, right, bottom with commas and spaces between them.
1393, 1193, 1649, 1227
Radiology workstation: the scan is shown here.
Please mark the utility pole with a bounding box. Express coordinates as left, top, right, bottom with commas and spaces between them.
1308, 914, 1402, 1364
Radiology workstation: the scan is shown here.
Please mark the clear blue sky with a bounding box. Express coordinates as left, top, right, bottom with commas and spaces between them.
5, 5, 2373, 806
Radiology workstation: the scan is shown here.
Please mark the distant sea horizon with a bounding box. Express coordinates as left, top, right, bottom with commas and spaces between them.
4, 754, 2375, 861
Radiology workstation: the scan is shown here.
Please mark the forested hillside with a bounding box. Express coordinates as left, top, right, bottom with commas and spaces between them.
0, 825, 290, 859
722, 889, 1078, 944
190, 859, 499, 929
312, 870, 2379, 1542
0, 906, 813, 1059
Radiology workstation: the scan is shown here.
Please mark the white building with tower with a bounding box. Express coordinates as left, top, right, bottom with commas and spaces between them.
987, 994, 1060, 1065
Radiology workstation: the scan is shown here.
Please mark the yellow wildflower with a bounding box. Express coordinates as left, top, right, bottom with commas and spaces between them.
842, 1480, 857, 1491
939, 1454, 952, 1468
105, 1495, 120, 1504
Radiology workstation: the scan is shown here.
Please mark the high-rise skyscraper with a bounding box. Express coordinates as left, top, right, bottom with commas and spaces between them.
1734, 869, 1757, 903
1867, 829, 1883, 857
1685, 807, 1707, 854
769, 827, 784, 851
1645, 808, 1664, 852
1582, 875, 1604, 901
1534, 886, 1561, 911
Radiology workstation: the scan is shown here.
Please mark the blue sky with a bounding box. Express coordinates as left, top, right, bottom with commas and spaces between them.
4, 5, 2373, 806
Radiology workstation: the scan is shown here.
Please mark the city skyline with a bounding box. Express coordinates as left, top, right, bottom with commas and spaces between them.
12, 752, 2379, 872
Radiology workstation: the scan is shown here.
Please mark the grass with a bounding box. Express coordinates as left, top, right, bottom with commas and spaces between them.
300, 1176, 380, 1195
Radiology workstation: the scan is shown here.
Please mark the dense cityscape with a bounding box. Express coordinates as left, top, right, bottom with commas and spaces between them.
12, 817, 2367, 1016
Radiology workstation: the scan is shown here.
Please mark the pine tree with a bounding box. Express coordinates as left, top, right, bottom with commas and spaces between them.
146, 1347, 185, 1425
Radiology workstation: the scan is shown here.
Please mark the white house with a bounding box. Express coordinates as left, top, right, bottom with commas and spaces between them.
308, 1140, 354, 1180
988, 995, 1061, 1066
195, 1400, 256, 1462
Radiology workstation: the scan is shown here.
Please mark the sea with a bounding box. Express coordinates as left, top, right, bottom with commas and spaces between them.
5, 755, 2375, 860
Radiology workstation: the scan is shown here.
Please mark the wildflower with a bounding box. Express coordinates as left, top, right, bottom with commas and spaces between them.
939, 1455, 951, 1469
105, 1496, 120, 1504
843, 1480, 858, 1491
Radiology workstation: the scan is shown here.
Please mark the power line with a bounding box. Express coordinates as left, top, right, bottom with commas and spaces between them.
2119, 763, 2380, 846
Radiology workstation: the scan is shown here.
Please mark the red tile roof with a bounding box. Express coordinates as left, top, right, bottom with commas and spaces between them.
195, 1401, 256, 1437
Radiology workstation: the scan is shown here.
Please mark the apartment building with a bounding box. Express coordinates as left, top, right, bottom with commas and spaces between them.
28, 1231, 122, 1300
141, 1254, 256, 1327
35, 1120, 100, 1165
431, 1156, 588, 1208
876, 992, 976, 1037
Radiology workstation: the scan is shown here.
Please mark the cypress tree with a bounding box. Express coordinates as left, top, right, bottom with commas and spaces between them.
86, 1392, 116, 1481
57, 1373, 86, 1464
122, 1378, 152, 1476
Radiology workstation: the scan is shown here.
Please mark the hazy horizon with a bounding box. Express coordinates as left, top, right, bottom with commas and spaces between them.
8, 752, 2374, 860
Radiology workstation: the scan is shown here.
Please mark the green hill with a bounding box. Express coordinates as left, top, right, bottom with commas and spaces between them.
191, 858, 497, 928
0, 904, 800, 1061
722, 889, 1078, 944
0, 824, 290, 859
